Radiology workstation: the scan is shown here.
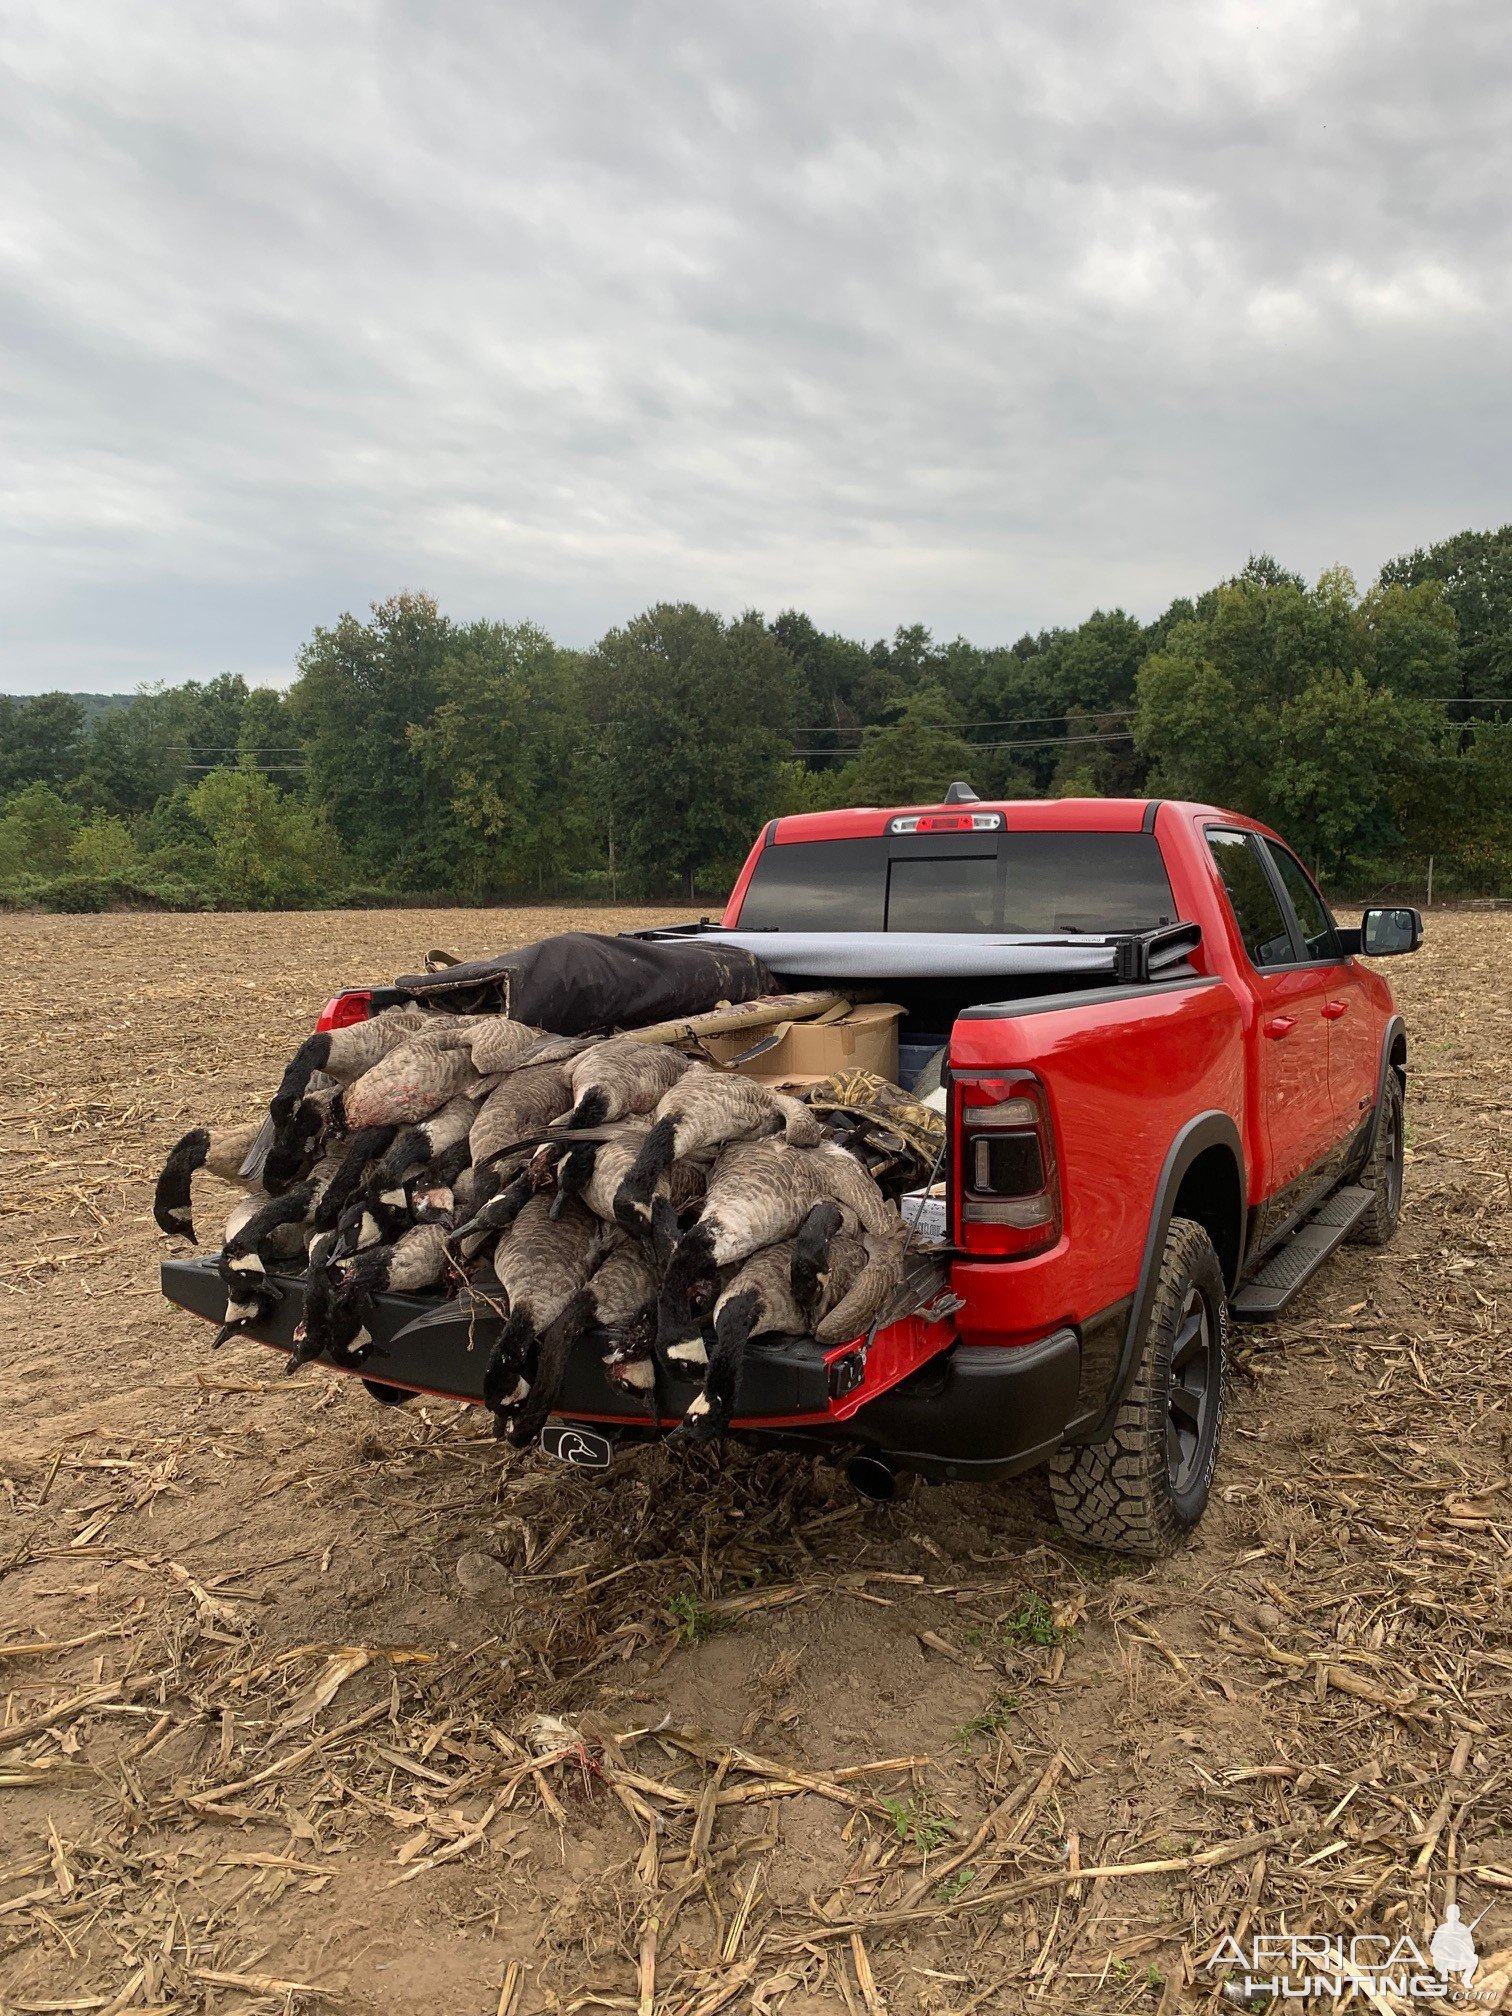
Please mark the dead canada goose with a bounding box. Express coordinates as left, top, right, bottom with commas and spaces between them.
655, 1138, 893, 1347
306, 1125, 401, 1244
341, 1029, 487, 1132
672, 1233, 811, 1443
603, 1300, 659, 1394
549, 1121, 711, 1228
792, 1214, 909, 1345
447, 1162, 535, 1264
465, 1016, 548, 1076
289, 1221, 451, 1373
481, 1196, 612, 1419
676, 1210, 908, 1443
211, 1154, 346, 1347
468, 1062, 573, 1167
372, 1089, 483, 1189
614, 1068, 824, 1230
154, 1119, 266, 1242
503, 1237, 658, 1447
263, 1084, 344, 1194
555, 1037, 693, 1132
402, 1137, 475, 1226
269, 1005, 435, 1127
545, 1121, 646, 1220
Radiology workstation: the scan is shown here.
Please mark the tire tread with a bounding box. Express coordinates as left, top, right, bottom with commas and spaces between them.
1049, 1217, 1227, 1558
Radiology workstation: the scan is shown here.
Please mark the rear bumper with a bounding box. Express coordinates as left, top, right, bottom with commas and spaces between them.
161, 1258, 1080, 1480
815, 1328, 1081, 1481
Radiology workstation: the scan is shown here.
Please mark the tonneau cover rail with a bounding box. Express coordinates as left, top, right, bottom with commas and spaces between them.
629, 921, 1202, 987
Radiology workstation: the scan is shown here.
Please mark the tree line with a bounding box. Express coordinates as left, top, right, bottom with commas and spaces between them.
2, 524, 1510, 912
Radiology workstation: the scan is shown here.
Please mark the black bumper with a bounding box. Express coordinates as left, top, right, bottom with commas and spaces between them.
161, 1258, 1081, 1481
815, 1329, 1081, 1481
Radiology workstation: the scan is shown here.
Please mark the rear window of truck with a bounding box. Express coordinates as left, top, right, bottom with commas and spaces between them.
736, 832, 1177, 933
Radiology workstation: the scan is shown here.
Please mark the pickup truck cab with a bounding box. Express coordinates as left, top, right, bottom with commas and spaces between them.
160, 793, 1420, 1555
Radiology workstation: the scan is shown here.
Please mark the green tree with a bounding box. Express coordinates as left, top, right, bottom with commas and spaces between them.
831, 682, 977, 808
189, 765, 340, 907
290, 593, 459, 889
1270, 672, 1433, 874
1135, 568, 1357, 819
1379, 524, 1512, 697
236, 685, 301, 779
140, 786, 218, 885
69, 815, 141, 877
1356, 580, 1459, 696
591, 605, 797, 896
409, 622, 591, 897
0, 693, 87, 798
0, 782, 80, 882
771, 610, 900, 767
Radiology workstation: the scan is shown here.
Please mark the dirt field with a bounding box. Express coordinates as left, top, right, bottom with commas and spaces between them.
2, 905, 1511, 2015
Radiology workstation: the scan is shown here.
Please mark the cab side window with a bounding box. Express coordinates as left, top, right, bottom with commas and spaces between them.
1264, 843, 1341, 961
1207, 831, 1295, 969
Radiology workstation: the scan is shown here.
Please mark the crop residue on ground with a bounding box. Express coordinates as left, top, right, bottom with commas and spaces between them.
1, 905, 1511, 2013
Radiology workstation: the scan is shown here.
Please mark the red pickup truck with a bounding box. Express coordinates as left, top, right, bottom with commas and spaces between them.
160, 793, 1420, 1556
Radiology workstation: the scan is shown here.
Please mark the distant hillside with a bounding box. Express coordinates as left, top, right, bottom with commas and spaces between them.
67, 694, 136, 724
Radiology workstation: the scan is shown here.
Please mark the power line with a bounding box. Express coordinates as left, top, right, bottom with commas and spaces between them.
794, 709, 1137, 734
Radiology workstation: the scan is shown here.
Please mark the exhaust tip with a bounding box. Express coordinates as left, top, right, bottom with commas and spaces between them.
845, 1453, 899, 1504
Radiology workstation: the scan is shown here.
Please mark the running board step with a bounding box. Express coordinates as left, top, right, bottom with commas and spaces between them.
1231, 1185, 1372, 1321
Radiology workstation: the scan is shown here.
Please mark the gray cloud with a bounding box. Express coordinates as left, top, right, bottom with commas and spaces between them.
1, 0, 1508, 692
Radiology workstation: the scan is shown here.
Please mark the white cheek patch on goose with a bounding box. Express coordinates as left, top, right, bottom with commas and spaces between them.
225, 1252, 265, 1275
166, 1206, 193, 1225
357, 1213, 381, 1247
686, 1392, 712, 1418
350, 1324, 372, 1350
224, 1297, 261, 1323
666, 1337, 708, 1366
379, 1188, 407, 1208
616, 1361, 655, 1390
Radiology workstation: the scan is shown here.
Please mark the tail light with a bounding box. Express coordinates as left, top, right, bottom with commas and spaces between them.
315, 989, 373, 1033
952, 1070, 1062, 1258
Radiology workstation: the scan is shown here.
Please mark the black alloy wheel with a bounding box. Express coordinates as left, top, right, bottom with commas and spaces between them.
1166, 1280, 1219, 1509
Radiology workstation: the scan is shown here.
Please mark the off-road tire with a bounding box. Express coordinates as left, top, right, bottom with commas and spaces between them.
1048, 1217, 1227, 1557
1347, 1070, 1404, 1248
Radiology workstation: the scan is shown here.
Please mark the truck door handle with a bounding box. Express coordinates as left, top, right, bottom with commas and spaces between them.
1321, 1001, 1347, 1020
1263, 1015, 1297, 1040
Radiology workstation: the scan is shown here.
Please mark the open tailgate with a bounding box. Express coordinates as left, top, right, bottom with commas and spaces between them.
161, 1256, 958, 1431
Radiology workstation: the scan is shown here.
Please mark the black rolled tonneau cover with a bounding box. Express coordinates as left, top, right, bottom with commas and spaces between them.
394, 930, 776, 1033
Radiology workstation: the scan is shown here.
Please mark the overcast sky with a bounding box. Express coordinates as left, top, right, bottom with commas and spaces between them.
1, 1, 1507, 694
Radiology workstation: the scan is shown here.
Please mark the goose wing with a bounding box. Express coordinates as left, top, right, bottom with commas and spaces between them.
813, 1225, 908, 1344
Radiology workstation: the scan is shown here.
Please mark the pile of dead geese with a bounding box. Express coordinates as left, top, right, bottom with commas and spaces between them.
153, 1002, 943, 1446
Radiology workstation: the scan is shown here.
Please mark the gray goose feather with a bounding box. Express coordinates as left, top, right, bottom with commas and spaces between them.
342, 1029, 487, 1129
468, 1062, 573, 1166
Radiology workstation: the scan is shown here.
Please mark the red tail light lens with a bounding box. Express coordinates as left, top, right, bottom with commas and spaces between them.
315, 989, 373, 1033
952, 1070, 1062, 1257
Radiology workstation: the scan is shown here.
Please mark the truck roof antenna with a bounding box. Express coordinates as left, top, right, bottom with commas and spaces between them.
943, 780, 980, 804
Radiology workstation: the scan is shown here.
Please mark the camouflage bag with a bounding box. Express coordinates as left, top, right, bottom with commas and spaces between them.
803, 1068, 947, 1190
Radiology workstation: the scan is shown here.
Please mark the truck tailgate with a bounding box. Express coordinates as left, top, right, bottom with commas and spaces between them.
161, 1256, 958, 1431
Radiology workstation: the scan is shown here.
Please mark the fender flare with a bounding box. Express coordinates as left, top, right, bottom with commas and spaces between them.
1360, 1013, 1407, 1162
1073, 1109, 1245, 1445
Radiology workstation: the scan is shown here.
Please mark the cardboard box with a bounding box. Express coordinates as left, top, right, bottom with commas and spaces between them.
700, 1001, 904, 1088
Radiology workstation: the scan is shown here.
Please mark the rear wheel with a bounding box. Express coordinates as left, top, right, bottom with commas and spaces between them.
1347, 1071, 1404, 1247
1048, 1216, 1227, 1557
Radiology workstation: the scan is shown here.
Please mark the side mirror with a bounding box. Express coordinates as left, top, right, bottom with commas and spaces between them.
1360, 905, 1422, 956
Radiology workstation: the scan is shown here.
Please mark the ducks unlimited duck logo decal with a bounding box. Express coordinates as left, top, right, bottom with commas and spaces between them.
1205, 1903, 1492, 2002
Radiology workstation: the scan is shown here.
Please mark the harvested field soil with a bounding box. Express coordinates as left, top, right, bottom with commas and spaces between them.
2, 905, 1511, 2014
